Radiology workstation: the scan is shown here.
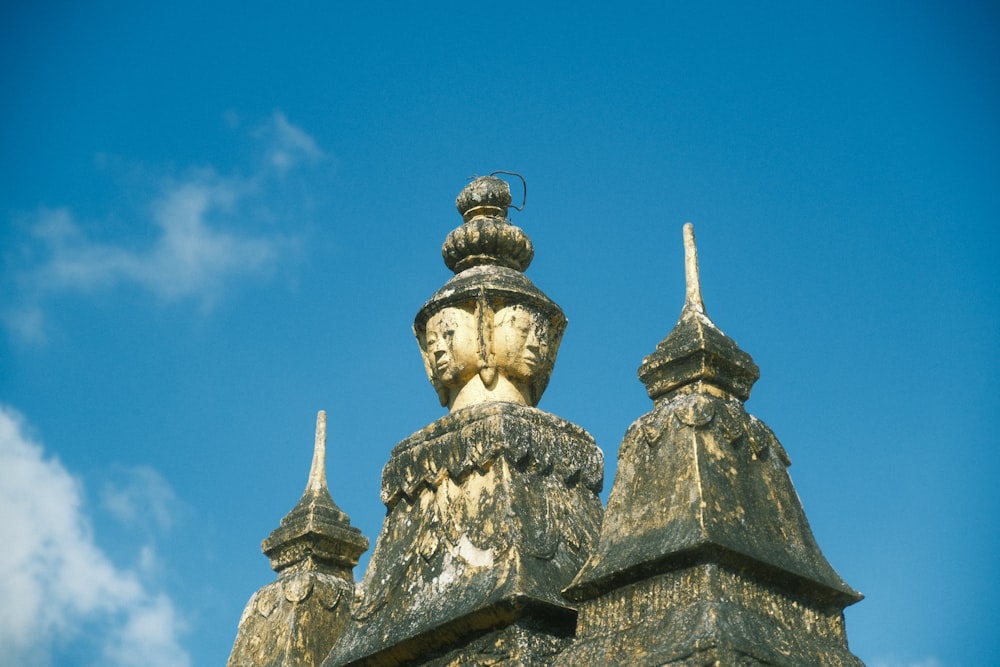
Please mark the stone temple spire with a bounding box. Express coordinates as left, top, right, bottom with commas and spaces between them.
228, 411, 368, 667
557, 224, 864, 666
325, 175, 604, 667
682, 223, 705, 313
637, 223, 760, 403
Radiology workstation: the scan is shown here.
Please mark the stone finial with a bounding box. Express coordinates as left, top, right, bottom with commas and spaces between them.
455, 174, 513, 222
261, 411, 368, 575
442, 176, 534, 273
683, 222, 705, 314
637, 223, 760, 402
306, 410, 328, 495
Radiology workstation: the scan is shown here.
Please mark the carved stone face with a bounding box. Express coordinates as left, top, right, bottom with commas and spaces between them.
424, 306, 481, 388
493, 305, 549, 382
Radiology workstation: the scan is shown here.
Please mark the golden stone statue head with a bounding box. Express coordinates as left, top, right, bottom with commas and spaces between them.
415, 285, 564, 411
413, 175, 566, 412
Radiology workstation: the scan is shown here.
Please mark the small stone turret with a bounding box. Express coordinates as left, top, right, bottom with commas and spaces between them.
228, 412, 368, 667
556, 224, 863, 666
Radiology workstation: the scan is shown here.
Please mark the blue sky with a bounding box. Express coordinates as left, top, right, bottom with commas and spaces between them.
1, 3, 997, 666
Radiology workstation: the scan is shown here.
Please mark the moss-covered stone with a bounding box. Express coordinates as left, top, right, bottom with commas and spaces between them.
324, 403, 603, 667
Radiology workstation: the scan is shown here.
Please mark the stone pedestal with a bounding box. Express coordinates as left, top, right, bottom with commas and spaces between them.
556, 389, 863, 667
324, 403, 603, 667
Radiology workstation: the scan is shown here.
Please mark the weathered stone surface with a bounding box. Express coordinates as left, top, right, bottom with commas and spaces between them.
230, 180, 866, 667
556, 224, 863, 666
561, 564, 860, 666
564, 388, 856, 607
323, 403, 603, 667
229, 412, 368, 667
229, 572, 356, 667
418, 616, 574, 666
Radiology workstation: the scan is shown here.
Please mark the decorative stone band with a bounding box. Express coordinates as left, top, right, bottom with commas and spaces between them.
576, 564, 847, 643
381, 403, 604, 509
263, 522, 368, 575
635, 391, 790, 467
554, 563, 862, 667
413, 265, 565, 339
639, 307, 760, 402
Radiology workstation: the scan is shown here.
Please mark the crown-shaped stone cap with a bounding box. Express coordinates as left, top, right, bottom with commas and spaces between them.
638, 224, 760, 402
262, 411, 368, 575
443, 175, 534, 273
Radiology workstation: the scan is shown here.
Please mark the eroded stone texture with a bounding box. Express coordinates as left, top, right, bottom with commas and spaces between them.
555, 224, 864, 667
229, 412, 368, 667
229, 572, 356, 667
324, 404, 603, 666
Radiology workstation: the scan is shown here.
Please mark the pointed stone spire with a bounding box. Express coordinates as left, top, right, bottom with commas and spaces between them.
557, 225, 863, 666
682, 222, 705, 314
262, 411, 366, 575
228, 412, 369, 667
637, 223, 760, 402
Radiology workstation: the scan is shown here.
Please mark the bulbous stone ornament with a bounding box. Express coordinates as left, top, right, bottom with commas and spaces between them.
443, 175, 534, 273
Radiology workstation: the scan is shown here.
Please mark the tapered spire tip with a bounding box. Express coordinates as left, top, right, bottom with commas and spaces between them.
683, 223, 705, 314
307, 410, 328, 494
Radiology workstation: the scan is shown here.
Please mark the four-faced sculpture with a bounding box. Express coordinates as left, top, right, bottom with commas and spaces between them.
418, 296, 558, 412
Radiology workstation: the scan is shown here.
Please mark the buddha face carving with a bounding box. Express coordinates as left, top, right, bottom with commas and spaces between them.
423, 305, 482, 390
417, 295, 562, 410
493, 304, 549, 382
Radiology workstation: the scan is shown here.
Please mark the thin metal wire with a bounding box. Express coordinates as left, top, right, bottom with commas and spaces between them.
489, 170, 527, 211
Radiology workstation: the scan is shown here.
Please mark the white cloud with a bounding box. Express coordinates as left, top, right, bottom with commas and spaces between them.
3, 111, 327, 342
23, 175, 277, 305
0, 405, 190, 667
2, 305, 46, 344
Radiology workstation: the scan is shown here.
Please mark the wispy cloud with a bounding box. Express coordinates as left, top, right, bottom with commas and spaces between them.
267, 110, 327, 173
0, 404, 190, 667
22, 178, 275, 302
872, 658, 943, 667
3, 111, 327, 342
101, 465, 180, 535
